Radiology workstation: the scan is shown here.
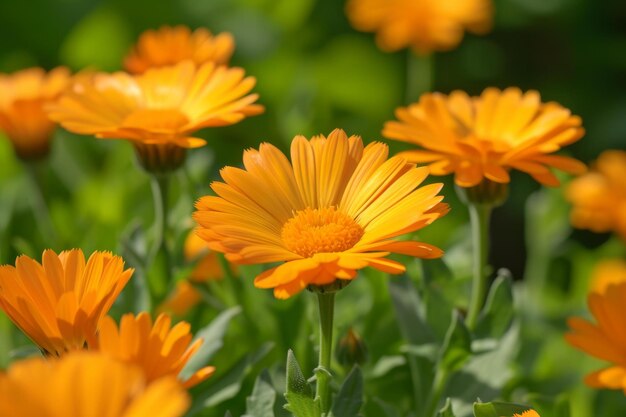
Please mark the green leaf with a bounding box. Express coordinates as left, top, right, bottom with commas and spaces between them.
473, 401, 532, 417
224, 412, 233, 417
438, 398, 457, 417
179, 307, 241, 381
331, 366, 363, 417
284, 350, 319, 417
373, 398, 403, 417
475, 270, 514, 340
439, 311, 472, 372
189, 342, 274, 414
388, 275, 435, 345
526, 393, 571, 417
244, 369, 276, 417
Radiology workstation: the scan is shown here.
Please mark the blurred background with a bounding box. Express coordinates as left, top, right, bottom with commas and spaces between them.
1, 1, 626, 416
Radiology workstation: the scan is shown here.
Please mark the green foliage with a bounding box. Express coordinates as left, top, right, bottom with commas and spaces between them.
330, 366, 363, 417
284, 350, 320, 417
244, 370, 277, 417
438, 399, 457, 417
473, 401, 532, 417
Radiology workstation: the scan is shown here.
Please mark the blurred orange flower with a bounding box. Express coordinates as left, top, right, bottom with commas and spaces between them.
0, 67, 70, 159
97, 312, 215, 388
0, 352, 189, 417
48, 61, 263, 171
590, 259, 626, 294
0, 249, 133, 356
194, 128, 448, 298
383, 87, 586, 188
124, 25, 235, 74
566, 280, 626, 393
345, 0, 493, 54
514, 411, 540, 417
566, 150, 626, 240
159, 230, 228, 316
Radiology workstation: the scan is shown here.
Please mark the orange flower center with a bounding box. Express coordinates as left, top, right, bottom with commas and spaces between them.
281, 207, 364, 258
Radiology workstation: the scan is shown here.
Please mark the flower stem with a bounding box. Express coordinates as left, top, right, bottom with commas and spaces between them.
406, 52, 434, 103
315, 291, 335, 415
149, 174, 171, 300
424, 368, 449, 417
465, 203, 492, 330
24, 161, 59, 247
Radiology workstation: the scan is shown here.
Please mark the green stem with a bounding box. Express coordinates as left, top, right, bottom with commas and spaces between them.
406, 52, 434, 103
465, 203, 492, 330
315, 292, 335, 415
24, 161, 59, 247
149, 174, 171, 299
424, 368, 449, 417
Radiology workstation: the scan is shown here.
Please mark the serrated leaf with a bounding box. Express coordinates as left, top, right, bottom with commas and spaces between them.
284, 350, 319, 417
188, 342, 274, 415
475, 270, 514, 340
438, 398, 456, 417
439, 311, 472, 372
179, 307, 241, 381
331, 366, 363, 417
244, 369, 276, 417
473, 401, 532, 417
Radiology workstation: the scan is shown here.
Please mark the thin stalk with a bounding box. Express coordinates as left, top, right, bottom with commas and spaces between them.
149, 174, 171, 299
465, 203, 492, 330
24, 161, 59, 246
315, 292, 335, 415
424, 368, 450, 417
406, 52, 434, 103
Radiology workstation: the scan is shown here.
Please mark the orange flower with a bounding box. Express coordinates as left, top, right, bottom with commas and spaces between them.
566, 279, 626, 393
97, 312, 215, 388
383, 87, 586, 188
0, 249, 133, 356
0, 352, 189, 417
345, 0, 493, 54
566, 150, 626, 240
124, 25, 235, 74
0, 67, 71, 159
590, 259, 626, 294
194, 129, 448, 298
159, 230, 227, 316
47, 61, 263, 171
514, 412, 540, 417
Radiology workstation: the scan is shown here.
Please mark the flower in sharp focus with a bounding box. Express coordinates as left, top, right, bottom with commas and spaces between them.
159, 230, 230, 316
0, 67, 71, 160
0, 249, 133, 356
124, 25, 235, 74
97, 312, 215, 388
0, 352, 189, 417
383, 87, 586, 188
345, 0, 493, 54
590, 259, 626, 294
194, 128, 448, 299
566, 278, 626, 393
566, 150, 626, 240
47, 61, 264, 172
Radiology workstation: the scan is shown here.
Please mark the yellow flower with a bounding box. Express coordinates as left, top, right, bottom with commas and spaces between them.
47, 61, 263, 172
514, 412, 540, 417
0, 249, 133, 356
383, 87, 586, 188
159, 230, 228, 316
345, 0, 493, 54
0, 352, 189, 417
590, 259, 626, 294
97, 312, 215, 388
566, 150, 626, 240
194, 129, 448, 299
566, 279, 626, 393
124, 25, 235, 74
0, 67, 71, 160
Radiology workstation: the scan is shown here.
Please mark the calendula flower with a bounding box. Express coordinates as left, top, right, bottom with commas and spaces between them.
124, 25, 235, 74
590, 259, 626, 294
0, 352, 189, 417
566, 279, 626, 393
345, 0, 493, 54
193, 129, 448, 299
514, 412, 540, 417
47, 61, 263, 172
97, 312, 215, 388
383, 87, 586, 189
0, 249, 133, 356
566, 150, 626, 240
159, 230, 228, 316
0, 67, 71, 160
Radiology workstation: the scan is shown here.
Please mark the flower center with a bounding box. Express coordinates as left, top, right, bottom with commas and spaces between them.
281, 207, 364, 258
